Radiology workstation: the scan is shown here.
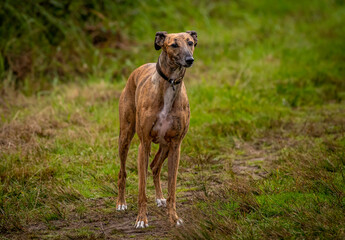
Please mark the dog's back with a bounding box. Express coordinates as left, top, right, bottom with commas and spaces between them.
118, 63, 155, 131
121, 63, 156, 101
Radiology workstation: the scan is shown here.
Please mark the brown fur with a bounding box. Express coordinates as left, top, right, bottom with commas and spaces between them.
116, 31, 197, 227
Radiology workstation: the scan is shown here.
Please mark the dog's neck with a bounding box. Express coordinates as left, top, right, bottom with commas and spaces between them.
158, 52, 186, 87
157, 52, 186, 117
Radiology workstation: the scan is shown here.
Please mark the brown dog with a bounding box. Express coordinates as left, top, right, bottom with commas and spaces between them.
116, 31, 197, 228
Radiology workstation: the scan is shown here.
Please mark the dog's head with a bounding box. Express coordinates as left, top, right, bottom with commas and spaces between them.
155, 31, 197, 68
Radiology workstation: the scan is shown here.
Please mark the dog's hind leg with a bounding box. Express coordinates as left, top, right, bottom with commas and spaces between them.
116, 91, 135, 211
150, 145, 169, 207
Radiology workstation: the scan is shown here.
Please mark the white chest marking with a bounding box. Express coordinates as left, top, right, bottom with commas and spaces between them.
154, 86, 178, 143
161, 87, 176, 117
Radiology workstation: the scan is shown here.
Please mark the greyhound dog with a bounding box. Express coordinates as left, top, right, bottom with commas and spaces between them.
116, 31, 197, 228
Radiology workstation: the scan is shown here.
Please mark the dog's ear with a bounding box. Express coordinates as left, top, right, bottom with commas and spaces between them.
186, 31, 198, 47
155, 31, 167, 50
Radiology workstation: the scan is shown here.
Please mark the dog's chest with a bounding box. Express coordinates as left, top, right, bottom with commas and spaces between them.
150, 87, 186, 144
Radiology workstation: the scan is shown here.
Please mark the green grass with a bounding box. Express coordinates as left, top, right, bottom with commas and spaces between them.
1, 0, 345, 239
180, 133, 345, 239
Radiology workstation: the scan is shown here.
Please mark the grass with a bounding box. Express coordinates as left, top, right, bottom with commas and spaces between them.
177, 110, 345, 239
1, 0, 345, 239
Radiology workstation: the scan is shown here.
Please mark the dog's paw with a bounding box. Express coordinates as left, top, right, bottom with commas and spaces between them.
135, 214, 149, 229
156, 198, 167, 207
176, 218, 183, 227
116, 204, 127, 211
135, 220, 149, 228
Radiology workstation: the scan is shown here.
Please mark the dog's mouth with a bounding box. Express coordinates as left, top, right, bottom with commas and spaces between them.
183, 62, 194, 68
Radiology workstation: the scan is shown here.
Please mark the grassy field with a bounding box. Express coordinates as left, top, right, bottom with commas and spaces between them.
1, 0, 345, 239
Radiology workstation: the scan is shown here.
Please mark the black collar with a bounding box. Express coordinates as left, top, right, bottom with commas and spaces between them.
156, 61, 184, 91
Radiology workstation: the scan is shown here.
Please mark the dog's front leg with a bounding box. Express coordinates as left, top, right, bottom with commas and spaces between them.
167, 142, 183, 226
135, 141, 151, 228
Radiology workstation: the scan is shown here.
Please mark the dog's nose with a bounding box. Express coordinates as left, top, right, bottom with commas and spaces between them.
185, 56, 194, 65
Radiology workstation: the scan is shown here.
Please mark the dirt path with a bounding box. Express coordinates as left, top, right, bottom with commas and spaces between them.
4, 191, 196, 240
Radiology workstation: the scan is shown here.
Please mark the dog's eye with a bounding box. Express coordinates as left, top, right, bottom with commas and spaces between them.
171, 43, 178, 48
188, 41, 193, 46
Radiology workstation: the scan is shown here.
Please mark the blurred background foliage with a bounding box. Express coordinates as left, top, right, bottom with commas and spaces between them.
1, 0, 344, 99
1, 0, 213, 91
